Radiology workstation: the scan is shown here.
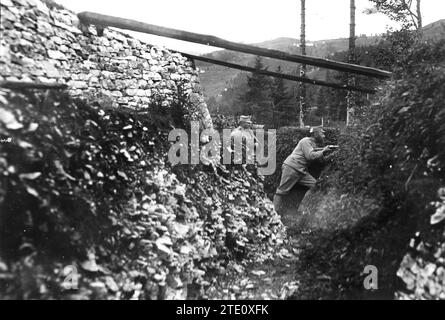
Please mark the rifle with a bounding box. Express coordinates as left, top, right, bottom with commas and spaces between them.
314, 145, 339, 151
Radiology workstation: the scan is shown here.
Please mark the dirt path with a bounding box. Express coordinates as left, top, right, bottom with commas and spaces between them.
205, 215, 309, 300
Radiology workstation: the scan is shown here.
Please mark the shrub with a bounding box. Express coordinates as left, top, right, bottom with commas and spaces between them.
331, 40, 445, 204
292, 39, 445, 299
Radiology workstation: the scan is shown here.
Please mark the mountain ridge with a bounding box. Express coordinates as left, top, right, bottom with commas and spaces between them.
197, 19, 445, 100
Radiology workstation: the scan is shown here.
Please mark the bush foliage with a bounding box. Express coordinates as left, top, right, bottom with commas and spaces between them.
333, 39, 445, 202
293, 39, 445, 299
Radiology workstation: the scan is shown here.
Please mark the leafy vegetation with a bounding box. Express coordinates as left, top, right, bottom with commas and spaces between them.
0, 88, 287, 299
290, 39, 445, 299
366, 0, 423, 29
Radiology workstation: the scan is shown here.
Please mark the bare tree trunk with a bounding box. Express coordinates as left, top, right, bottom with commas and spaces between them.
416, 0, 422, 29
346, 0, 356, 126
299, 0, 306, 128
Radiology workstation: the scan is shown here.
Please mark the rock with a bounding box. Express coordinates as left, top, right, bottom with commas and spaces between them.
150, 65, 163, 73
140, 98, 151, 105
117, 97, 129, 104
232, 285, 240, 293
69, 81, 88, 89
109, 91, 121, 98
21, 31, 35, 42
59, 45, 69, 53
141, 52, 152, 60
145, 72, 162, 81
37, 20, 54, 34
50, 36, 64, 45
20, 57, 35, 67
125, 89, 138, 96
81, 259, 100, 273
71, 43, 82, 51
36, 76, 52, 83
127, 38, 141, 49
89, 76, 99, 85
122, 79, 137, 89
172, 222, 190, 238
170, 73, 181, 81
2, 9, 16, 22
52, 19, 81, 34
0, 260, 8, 272
105, 276, 119, 292
1, 0, 14, 6
47, 50, 67, 60
0, 107, 23, 129
40, 61, 62, 78
34, 0, 50, 15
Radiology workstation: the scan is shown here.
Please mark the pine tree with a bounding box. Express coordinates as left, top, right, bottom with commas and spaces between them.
244, 56, 270, 103
240, 56, 272, 122
271, 66, 288, 105
271, 66, 291, 127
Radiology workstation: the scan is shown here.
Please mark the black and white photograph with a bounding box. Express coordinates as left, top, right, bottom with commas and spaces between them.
0, 0, 444, 304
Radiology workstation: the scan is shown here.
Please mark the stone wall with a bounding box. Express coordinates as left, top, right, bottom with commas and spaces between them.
0, 0, 212, 128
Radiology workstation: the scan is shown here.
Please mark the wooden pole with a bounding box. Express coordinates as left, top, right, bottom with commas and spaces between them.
182, 52, 376, 94
0, 81, 68, 90
77, 11, 392, 79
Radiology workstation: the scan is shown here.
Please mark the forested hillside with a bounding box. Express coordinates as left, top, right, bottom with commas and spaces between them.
197, 35, 382, 99
200, 19, 445, 128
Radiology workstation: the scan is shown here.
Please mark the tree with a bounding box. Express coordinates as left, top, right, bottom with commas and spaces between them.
240, 56, 272, 123
298, 0, 307, 127
271, 66, 288, 106
366, 0, 422, 30
206, 96, 218, 113
315, 87, 329, 120
346, 0, 357, 126
243, 56, 270, 103
271, 66, 293, 127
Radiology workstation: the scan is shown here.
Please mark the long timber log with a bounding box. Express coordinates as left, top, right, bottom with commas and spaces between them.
0, 81, 68, 90
78, 12, 392, 79
181, 52, 376, 94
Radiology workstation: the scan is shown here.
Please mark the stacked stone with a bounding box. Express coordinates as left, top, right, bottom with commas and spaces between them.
0, 0, 212, 129
396, 242, 445, 300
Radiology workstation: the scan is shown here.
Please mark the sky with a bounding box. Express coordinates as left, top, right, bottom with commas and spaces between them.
55, 0, 445, 54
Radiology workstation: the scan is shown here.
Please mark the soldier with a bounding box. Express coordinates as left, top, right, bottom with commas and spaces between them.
275, 127, 335, 198
230, 115, 260, 165
230, 115, 256, 140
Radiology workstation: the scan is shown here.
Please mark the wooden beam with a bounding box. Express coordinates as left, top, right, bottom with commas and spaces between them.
181, 52, 376, 94
0, 81, 68, 90
77, 12, 392, 79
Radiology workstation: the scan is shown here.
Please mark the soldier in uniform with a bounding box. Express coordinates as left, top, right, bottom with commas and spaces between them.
274, 127, 336, 215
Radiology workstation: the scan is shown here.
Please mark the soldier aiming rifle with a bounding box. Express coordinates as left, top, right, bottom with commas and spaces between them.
274, 127, 338, 215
